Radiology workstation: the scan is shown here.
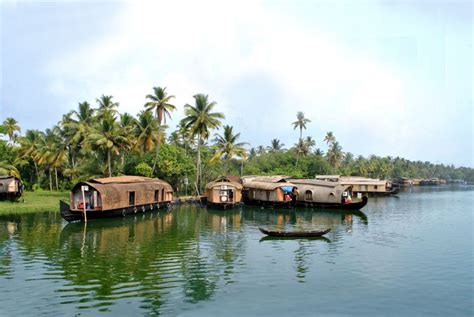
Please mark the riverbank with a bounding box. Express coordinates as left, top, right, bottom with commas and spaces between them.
0, 191, 69, 215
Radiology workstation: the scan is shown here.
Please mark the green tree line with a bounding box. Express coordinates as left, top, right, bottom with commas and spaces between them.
1, 86, 473, 193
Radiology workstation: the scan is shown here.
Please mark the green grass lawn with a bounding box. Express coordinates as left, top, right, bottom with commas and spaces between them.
0, 191, 69, 215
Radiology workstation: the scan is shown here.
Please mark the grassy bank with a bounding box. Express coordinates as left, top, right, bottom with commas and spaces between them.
0, 191, 69, 215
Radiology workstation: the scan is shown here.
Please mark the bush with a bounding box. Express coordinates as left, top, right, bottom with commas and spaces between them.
135, 162, 153, 177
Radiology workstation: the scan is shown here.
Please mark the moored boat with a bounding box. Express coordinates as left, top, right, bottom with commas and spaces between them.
315, 175, 399, 196
204, 176, 243, 210
241, 176, 297, 207
259, 227, 331, 237
289, 179, 368, 210
60, 175, 173, 222
0, 175, 23, 200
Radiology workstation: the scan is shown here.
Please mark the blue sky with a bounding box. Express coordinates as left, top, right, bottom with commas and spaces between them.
1, 0, 472, 167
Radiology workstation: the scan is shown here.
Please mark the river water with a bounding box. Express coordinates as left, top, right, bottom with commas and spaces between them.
0, 186, 473, 316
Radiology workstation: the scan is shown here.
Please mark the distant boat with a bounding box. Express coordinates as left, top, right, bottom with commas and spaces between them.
60, 176, 174, 222
288, 178, 368, 210
315, 175, 399, 196
204, 176, 243, 210
259, 227, 331, 237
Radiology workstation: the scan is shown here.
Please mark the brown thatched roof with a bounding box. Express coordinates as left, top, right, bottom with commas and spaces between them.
91, 175, 157, 184
288, 179, 341, 188
205, 176, 243, 190
243, 181, 296, 191
242, 175, 288, 184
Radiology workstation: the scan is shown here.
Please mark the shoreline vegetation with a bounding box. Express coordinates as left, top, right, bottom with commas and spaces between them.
1, 86, 473, 198
0, 191, 68, 214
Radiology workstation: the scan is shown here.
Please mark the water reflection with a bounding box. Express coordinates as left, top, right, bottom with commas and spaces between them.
0, 205, 368, 315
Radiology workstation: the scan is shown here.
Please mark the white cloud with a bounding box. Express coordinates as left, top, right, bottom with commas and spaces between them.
45, 0, 472, 165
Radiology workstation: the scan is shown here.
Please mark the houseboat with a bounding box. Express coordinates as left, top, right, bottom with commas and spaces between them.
204, 176, 243, 210
0, 175, 23, 200
60, 175, 174, 222
241, 176, 297, 207
288, 179, 368, 210
315, 175, 399, 196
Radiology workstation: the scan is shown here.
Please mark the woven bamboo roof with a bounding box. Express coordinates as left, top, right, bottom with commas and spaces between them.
205, 176, 243, 190
243, 181, 296, 191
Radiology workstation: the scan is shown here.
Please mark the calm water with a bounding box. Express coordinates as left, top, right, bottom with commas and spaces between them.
0, 186, 473, 316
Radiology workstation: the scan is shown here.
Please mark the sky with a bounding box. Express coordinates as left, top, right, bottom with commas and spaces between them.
1, 0, 472, 167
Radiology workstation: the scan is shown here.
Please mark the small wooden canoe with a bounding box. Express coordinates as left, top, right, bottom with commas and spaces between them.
258, 227, 331, 237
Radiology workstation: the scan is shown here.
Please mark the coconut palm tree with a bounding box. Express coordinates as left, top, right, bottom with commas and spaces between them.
181, 94, 224, 193
87, 114, 130, 177
256, 145, 266, 155
18, 129, 43, 186
96, 95, 119, 118
144, 87, 176, 174
62, 102, 95, 167
36, 128, 62, 191
267, 139, 284, 152
324, 131, 336, 146
0, 161, 21, 179
209, 125, 248, 174
327, 141, 344, 170
134, 110, 164, 154
304, 136, 316, 152
2, 118, 21, 144
292, 112, 311, 141
144, 86, 176, 125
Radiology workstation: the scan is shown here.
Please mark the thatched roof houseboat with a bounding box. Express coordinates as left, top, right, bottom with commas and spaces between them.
288, 179, 367, 210
60, 176, 173, 222
0, 175, 23, 200
315, 175, 399, 196
241, 176, 297, 207
205, 176, 243, 210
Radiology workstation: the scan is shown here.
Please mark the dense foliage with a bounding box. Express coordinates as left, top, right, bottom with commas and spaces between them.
1, 87, 473, 193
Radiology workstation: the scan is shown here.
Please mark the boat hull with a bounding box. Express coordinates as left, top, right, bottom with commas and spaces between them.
259, 227, 331, 237
206, 202, 240, 210
295, 196, 368, 210
60, 200, 173, 222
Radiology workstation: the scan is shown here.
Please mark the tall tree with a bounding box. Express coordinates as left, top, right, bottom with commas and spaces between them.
144, 87, 176, 125
292, 112, 311, 141
209, 125, 248, 174
2, 118, 21, 144
267, 139, 284, 152
18, 130, 43, 186
144, 86, 176, 174
292, 112, 311, 166
87, 114, 130, 177
62, 101, 95, 168
134, 111, 164, 154
181, 94, 224, 194
324, 131, 336, 146
327, 141, 344, 170
96, 95, 119, 118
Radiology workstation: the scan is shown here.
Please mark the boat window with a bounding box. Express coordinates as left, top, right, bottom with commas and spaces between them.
129, 191, 135, 206
305, 190, 312, 201
154, 190, 159, 202
161, 189, 165, 201
266, 191, 270, 201
374, 185, 378, 190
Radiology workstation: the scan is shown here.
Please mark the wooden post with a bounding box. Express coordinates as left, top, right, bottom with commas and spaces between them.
81, 185, 88, 223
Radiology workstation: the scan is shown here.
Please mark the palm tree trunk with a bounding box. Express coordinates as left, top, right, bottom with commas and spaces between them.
49, 169, 52, 192
196, 138, 201, 195
34, 161, 40, 186
151, 143, 160, 176
107, 150, 112, 177
55, 167, 59, 191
